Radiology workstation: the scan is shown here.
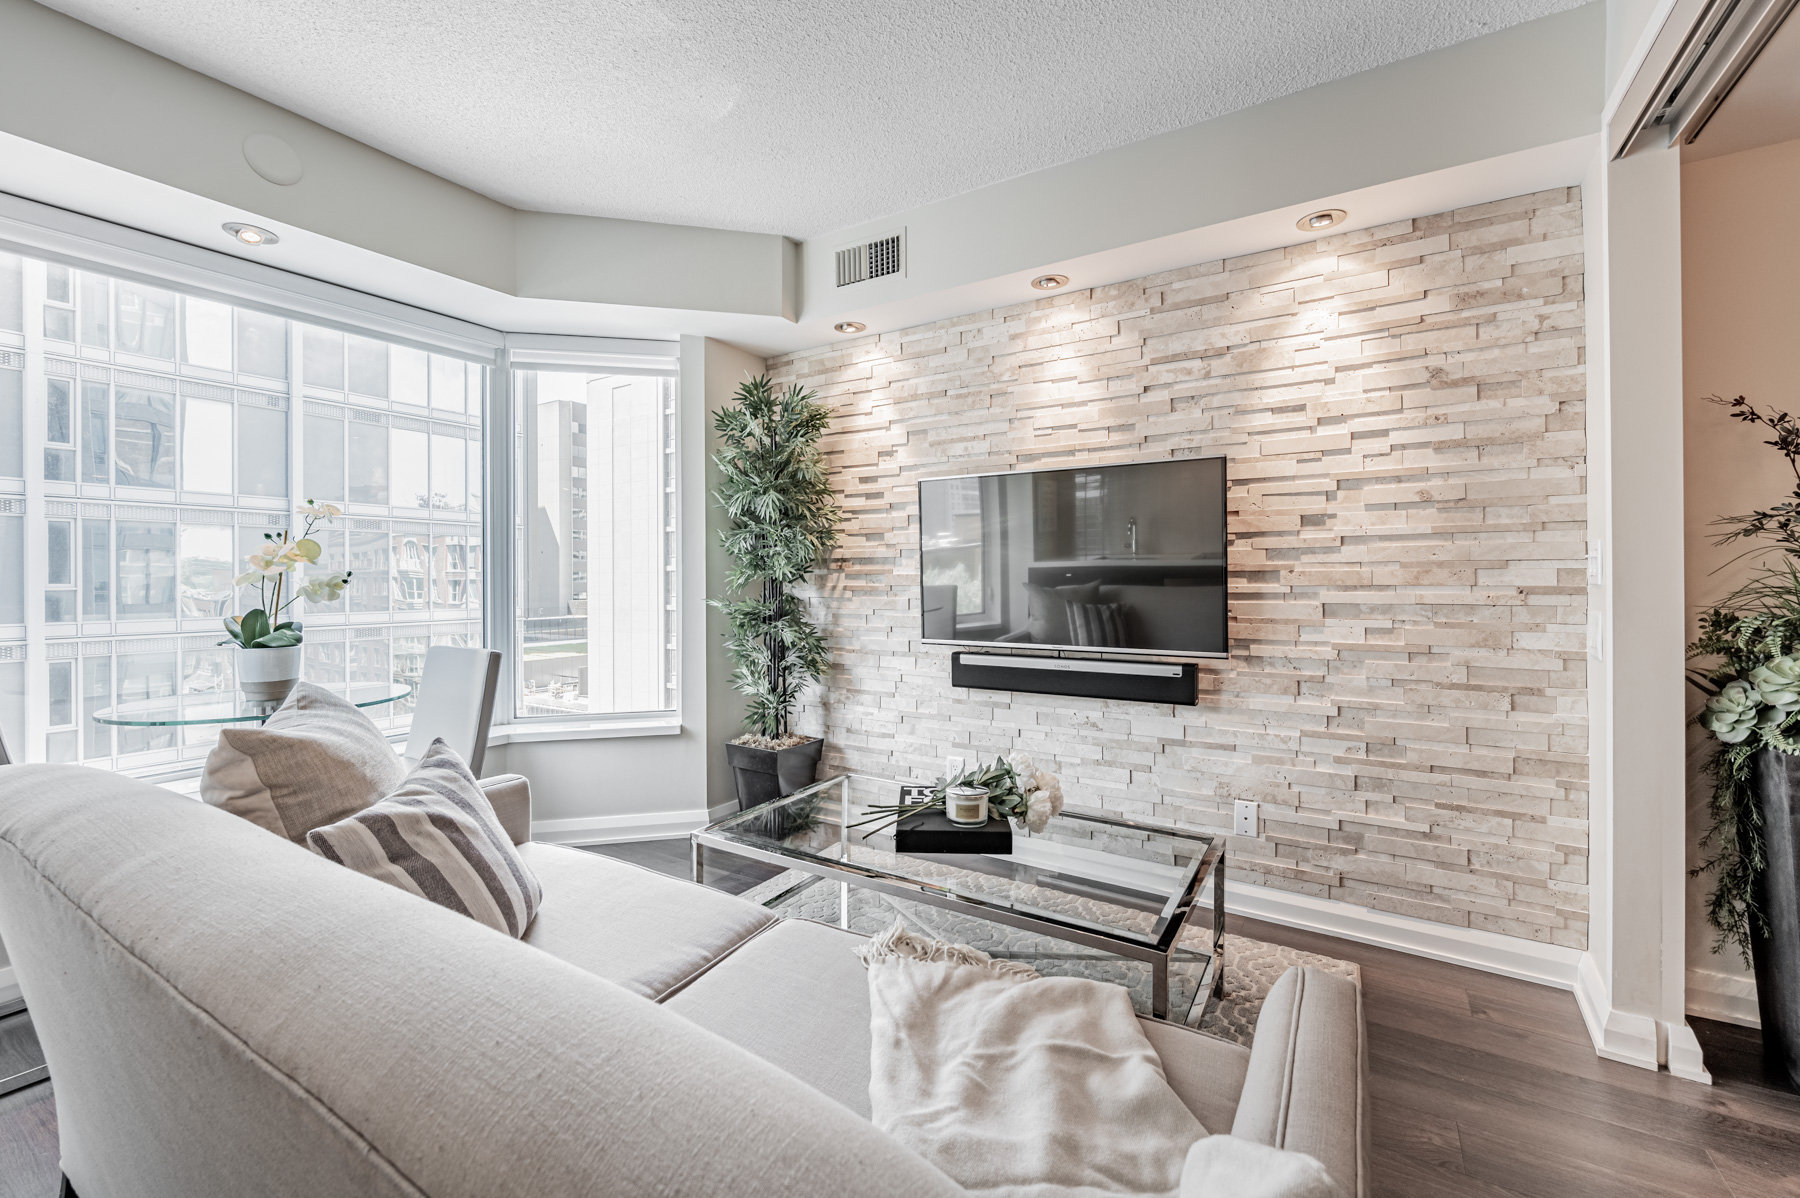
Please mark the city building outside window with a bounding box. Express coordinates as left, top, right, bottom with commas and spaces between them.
0, 249, 485, 772
513, 367, 677, 720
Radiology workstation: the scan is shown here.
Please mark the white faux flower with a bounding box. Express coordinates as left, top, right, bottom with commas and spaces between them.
301, 571, 352, 603
1024, 761, 1063, 810
241, 547, 294, 578
303, 500, 343, 519
997, 753, 1064, 827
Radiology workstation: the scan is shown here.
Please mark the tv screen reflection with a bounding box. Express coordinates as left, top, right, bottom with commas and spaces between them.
918, 457, 1226, 657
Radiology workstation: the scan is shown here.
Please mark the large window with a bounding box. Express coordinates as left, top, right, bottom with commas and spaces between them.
514, 367, 677, 718
0, 250, 486, 771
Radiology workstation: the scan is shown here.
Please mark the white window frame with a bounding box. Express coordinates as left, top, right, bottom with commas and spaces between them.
492, 338, 683, 740
0, 196, 689, 762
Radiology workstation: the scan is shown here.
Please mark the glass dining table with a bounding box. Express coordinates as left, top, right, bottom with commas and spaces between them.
94, 683, 412, 728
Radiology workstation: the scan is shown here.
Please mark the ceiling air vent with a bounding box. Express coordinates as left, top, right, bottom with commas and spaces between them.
835, 231, 904, 287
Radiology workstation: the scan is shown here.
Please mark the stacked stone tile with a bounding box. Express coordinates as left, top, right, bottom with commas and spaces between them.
766, 188, 1588, 949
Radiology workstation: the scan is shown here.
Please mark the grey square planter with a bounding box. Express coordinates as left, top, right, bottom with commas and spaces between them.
725, 738, 823, 810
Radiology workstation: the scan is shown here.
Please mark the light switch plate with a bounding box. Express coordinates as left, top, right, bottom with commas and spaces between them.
1234, 800, 1259, 838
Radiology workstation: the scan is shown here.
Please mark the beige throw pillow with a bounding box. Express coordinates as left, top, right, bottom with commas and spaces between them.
202, 682, 406, 842
306, 738, 543, 938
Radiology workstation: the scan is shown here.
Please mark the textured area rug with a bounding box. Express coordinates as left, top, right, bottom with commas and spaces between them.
1199, 933, 1361, 1046
739, 870, 1358, 1046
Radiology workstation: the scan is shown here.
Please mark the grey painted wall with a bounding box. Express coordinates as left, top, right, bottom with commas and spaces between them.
797, 4, 1606, 327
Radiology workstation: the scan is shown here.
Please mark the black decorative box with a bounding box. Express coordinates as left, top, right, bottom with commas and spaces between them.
893, 807, 1013, 855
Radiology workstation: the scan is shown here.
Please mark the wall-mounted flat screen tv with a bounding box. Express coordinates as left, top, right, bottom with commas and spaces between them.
918, 456, 1227, 658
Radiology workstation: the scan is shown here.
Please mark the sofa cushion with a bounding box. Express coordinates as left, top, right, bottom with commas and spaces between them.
518, 843, 775, 999
1140, 1013, 1252, 1138
200, 681, 405, 842
307, 739, 542, 938
0, 764, 966, 1198
665, 916, 1251, 1129
666, 918, 876, 1115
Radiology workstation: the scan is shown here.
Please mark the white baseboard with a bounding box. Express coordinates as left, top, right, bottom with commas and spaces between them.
1666, 1020, 1714, 1085
1572, 952, 1664, 1073
530, 808, 714, 846
1197, 882, 1583, 991
0, 966, 18, 1007
1687, 966, 1761, 1029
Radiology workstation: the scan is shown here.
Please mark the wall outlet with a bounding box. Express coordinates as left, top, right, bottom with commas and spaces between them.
945, 755, 965, 781
1233, 800, 1259, 838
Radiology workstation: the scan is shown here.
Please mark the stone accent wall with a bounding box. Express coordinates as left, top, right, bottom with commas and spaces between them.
767, 188, 1588, 949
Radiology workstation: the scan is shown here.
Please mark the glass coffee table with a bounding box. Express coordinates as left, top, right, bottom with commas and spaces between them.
95, 682, 412, 727
692, 773, 1224, 1024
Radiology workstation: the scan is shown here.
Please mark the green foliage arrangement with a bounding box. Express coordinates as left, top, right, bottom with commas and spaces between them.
850, 754, 1065, 834
1689, 396, 1800, 961
712, 375, 842, 743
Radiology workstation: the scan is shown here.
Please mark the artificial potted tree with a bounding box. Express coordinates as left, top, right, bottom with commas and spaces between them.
713, 374, 842, 809
1691, 395, 1800, 1093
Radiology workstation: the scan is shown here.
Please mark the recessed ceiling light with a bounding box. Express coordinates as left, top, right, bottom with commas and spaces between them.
223, 222, 279, 246
1031, 274, 1069, 290
833, 321, 865, 334
1298, 209, 1346, 232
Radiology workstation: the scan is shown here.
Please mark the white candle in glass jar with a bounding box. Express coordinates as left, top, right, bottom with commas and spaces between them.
946, 785, 989, 826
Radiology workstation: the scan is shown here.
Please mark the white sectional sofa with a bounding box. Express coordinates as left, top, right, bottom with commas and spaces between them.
0, 764, 1367, 1197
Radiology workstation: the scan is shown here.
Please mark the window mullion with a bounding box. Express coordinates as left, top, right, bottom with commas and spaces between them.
484, 349, 515, 724
19, 260, 48, 761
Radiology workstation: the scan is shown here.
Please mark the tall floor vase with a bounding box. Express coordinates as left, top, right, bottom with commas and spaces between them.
1752, 747, 1800, 1092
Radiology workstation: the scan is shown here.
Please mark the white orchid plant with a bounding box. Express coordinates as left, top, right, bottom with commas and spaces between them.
221, 500, 353, 650
851, 753, 1066, 834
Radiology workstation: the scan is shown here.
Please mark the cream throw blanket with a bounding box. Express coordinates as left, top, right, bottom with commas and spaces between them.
857, 921, 1205, 1197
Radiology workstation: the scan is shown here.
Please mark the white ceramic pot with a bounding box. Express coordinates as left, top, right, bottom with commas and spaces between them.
238, 644, 303, 703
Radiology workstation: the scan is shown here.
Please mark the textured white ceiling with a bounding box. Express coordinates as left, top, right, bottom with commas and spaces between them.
41, 0, 1588, 238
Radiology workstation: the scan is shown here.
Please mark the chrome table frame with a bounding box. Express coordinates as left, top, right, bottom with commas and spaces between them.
692, 773, 1225, 1022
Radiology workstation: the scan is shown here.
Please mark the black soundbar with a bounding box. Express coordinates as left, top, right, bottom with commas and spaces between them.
950, 651, 1198, 706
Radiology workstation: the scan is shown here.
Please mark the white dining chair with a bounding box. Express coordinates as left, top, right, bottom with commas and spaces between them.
402, 646, 502, 776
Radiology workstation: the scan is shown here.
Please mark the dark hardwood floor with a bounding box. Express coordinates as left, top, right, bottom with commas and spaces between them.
3, 842, 1796, 1197
601, 841, 1800, 1197
0, 1007, 55, 1198
1224, 916, 1800, 1198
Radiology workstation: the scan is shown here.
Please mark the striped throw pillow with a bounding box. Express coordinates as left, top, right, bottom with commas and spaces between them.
306, 738, 542, 938
1066, 601, 1127, 648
